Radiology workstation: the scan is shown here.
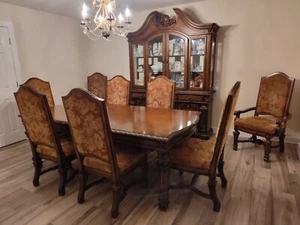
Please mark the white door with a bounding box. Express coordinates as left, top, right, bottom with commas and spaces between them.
0, 26, 25, 147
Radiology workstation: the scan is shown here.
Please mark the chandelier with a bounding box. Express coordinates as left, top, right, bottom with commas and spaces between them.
80, 0, 132, 40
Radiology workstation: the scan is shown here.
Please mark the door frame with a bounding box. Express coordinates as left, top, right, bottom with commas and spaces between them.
0, 21, 22, 85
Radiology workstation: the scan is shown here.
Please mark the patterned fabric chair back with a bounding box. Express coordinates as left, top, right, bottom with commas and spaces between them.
255, 72, 295, 120
210, 82, 240, 172
146, 76, 175, 109
62, 88, 119, 177
14, 85, 57, 148
107, 75, 130, 105
87, 72, 107, 99
24, 77, 55, 107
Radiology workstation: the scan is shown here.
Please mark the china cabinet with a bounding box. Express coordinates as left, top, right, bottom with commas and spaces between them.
127, 8, 219, 139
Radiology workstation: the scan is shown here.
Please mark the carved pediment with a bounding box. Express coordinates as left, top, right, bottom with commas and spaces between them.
154, 14, 176, 27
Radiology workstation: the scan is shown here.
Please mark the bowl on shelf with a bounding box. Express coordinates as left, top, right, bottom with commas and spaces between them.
150, 62, 163, 74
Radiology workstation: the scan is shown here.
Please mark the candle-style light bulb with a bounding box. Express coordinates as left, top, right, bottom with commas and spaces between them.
125, 8, 130, 17
107, 3, 112, 12
118, 13, 124, 23
82, 3, 88, 19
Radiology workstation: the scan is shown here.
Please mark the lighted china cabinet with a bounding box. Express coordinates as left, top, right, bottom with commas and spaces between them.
127, 8, 219, 139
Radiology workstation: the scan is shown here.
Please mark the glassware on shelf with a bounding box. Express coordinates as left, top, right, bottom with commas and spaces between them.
134, 44, 143, 57
191, 38, 205, 55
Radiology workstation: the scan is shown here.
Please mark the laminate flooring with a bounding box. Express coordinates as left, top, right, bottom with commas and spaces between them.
0, 137, 300, 225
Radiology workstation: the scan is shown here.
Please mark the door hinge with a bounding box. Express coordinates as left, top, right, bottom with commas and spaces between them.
9, 38, 11, 45
16, 81, 19, 87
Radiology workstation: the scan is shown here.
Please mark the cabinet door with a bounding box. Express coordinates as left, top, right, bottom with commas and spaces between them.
132, 43, 145, 87
167, 34, 187, 89
147, 35, 164, 81
189, 37, 206, 90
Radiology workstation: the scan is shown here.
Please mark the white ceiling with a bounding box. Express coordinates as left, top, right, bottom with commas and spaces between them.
0, 0, 202, 18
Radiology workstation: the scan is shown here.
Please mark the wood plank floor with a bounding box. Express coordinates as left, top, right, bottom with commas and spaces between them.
0, 137, 300, 225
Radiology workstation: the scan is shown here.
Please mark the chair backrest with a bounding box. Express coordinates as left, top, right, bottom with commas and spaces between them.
210, 82, 241, 174
62, 88, 119, 179
107, 75, 130, 105
14, 85, 60, 151
255, 72, 295, 120
24, 77, 55, 107
146, 76, 175, 109
87, 72, 107, 99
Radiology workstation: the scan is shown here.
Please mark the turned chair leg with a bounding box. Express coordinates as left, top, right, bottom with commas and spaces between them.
217, 150, 227, 187
78, 172, 87, 204
233, 129, 240, 151
263, 139, 272, 162
33, 157, 42, 187
279, 132, 285, 153
191, 174, 199, 185
208, 177, 220, 212
111, 183, 126, 218
66, 162, 77, 182
58, 166, 67, 196
141, 162, 148, 189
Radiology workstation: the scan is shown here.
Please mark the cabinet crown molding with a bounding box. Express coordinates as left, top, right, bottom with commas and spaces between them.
127, 8, 219, 41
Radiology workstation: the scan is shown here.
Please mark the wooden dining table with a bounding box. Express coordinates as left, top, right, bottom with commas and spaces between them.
52, 104, 200, 210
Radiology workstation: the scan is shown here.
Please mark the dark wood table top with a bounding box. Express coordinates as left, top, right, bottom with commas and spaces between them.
52, 104, 200, 149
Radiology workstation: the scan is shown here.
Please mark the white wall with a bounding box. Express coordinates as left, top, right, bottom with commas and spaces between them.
0, 2, 86, 104
84, 0, 300, 138
1, 0, 300, 139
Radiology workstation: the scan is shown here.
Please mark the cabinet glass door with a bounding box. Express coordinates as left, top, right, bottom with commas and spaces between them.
190, 38, 205, 89
148, 35, 163, 81
133, 43, 144, 86
168, 35, 185, 88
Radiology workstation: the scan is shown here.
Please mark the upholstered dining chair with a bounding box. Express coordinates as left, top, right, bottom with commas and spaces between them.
14, 85, 76, 196
87, 72, 107, 99
146, 76, 175, 109
107, 75, 130, 105
62, 88, 148, 218
24, 77, 55, 107
24, 77, 69, 137
233, 72, 295, 162
168, 81, 240, 212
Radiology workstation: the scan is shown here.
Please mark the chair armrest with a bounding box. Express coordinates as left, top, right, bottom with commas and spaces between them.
276, 113, 292, 128
234, 106, 256, 118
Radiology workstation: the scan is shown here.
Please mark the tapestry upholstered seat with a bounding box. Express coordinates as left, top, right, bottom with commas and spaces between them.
169, 81, 240, 212
62, 88, 147, 218
14, 85, 76, 196
233, 72, 295, 162
146, 76, 175, 109
87, 72, 107, 99
107, 75, 130, 105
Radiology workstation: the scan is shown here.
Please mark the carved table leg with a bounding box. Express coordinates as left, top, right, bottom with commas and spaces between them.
157, 152, 170, 211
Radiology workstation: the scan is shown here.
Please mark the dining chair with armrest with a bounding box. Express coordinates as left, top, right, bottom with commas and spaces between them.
87, 72, 107, 99
107, 75, 130, 105
146, 76, 175, 109
62, 88, 148, 218
168, 81, 241, 211
233, 72, 295, 162
14, 85, 76, 196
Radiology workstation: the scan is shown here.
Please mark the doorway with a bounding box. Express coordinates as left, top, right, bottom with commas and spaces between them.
0, 22, 25, 147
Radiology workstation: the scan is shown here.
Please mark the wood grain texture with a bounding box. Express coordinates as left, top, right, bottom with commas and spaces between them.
0, 137, 300, 225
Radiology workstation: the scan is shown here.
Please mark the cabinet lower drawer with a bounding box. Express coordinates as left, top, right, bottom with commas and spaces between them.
175, 102, 208, 111
176, 95, 203, 102
131, 93, 145, 99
